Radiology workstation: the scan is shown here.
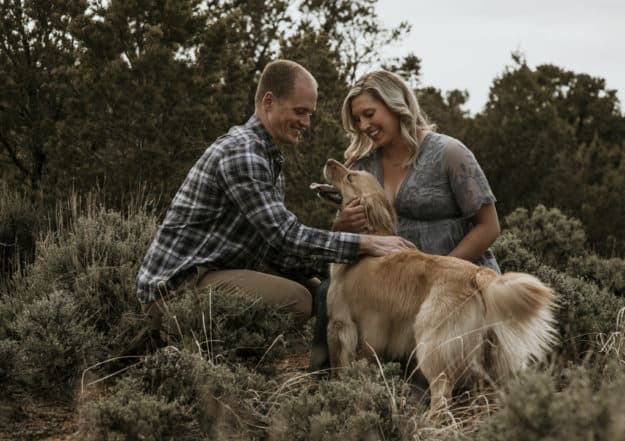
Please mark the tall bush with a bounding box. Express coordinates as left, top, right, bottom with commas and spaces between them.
467, 367, 625, 441
0, 186, 43, 285
11, 290, 105, 395
567, 254, 625, 297
80, 349, 276, 440
1, 201, 159, 396
492, 230, 625, 359
504, 205, 587, 269
167, 287, 299, 367
270, 361, 419, 441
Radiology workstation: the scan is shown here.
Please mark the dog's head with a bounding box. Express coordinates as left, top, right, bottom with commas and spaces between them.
320, 159, 397, 235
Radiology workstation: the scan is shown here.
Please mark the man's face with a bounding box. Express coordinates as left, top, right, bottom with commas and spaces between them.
263, 75, 317, 148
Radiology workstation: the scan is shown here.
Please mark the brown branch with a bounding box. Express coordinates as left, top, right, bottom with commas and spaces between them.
0, 134, 30, 178
15, 6, 32, 67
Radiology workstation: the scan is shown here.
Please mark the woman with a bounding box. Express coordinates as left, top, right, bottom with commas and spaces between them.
310, 69, 500, 370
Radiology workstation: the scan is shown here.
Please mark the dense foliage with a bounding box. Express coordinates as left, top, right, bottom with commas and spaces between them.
1, 0, 625, 439
0, 187, 623, 440
2, 1, 624, 253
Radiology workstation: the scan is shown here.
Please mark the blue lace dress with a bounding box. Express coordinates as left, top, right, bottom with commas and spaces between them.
353, 132, 500, 273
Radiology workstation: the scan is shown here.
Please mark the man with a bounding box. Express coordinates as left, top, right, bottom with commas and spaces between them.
135, 60, 414, 348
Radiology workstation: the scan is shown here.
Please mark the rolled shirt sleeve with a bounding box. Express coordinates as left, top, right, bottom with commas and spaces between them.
218, 148, 360, 267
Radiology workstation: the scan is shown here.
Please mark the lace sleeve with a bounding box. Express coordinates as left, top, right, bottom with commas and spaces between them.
444, 140, 496, 219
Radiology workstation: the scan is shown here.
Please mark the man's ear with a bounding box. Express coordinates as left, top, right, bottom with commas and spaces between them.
361, 193, 397, 234
262, 91, 274, 110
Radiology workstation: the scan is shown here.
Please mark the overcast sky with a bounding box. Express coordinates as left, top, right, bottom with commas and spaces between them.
372, 0, 625, 115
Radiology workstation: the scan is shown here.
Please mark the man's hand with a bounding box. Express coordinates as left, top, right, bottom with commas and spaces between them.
333, 199, 369, 233
359, 234, 416, 256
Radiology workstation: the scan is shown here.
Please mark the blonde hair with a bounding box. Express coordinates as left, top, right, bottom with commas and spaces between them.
341, 70, 435, 167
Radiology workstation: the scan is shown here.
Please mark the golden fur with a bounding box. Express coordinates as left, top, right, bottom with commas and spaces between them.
323, 159, 557, 410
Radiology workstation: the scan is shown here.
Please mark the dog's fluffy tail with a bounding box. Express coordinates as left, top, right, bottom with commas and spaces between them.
479, 271, 558, 376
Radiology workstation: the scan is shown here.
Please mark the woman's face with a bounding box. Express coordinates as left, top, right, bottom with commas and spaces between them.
350, 92, 401, 148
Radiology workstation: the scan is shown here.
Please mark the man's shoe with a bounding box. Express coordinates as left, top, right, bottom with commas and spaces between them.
309, 343, 330, 372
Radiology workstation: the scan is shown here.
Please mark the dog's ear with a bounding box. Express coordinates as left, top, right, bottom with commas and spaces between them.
361, 193, 397, 235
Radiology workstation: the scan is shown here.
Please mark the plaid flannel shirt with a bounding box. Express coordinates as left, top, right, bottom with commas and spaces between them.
136, 116, 360, 303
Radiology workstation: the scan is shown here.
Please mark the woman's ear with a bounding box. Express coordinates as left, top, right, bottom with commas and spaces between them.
361, 193, 397, 235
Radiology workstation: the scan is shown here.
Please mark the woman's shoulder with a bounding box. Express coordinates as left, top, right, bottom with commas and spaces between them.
425, 132, 468, 153
425, 133, 479, 169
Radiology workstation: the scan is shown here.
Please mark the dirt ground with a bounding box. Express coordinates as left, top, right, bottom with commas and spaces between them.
0, 388, 78, 441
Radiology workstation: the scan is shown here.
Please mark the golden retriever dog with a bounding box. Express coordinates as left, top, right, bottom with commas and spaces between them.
316, 159, 557, 410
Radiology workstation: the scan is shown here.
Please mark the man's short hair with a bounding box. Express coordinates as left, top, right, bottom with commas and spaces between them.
254, 59, 317, 106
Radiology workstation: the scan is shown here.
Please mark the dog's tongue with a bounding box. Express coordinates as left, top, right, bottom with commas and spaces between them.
309, 183, 336, 193
310, 182, 343, 204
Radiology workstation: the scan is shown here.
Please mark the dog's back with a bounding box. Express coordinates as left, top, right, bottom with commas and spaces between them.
328, 251, 485, 362
329, 251, 434, 361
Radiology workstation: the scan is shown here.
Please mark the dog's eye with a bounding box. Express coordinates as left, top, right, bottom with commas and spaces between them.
346, 174, 353, 183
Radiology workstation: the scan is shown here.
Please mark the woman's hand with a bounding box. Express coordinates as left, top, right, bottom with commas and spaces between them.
332, 199, 369, 233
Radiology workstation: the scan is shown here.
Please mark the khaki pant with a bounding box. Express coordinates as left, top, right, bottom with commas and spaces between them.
196, 269, 319, 323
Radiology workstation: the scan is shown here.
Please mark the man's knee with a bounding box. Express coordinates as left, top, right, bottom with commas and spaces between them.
198, 269, 313, 322
284, 284, 312, 323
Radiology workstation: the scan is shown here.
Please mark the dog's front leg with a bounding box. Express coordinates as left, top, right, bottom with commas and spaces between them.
326, 272, 359, 377
427, 372, 453, 413
327, 318, 358, 377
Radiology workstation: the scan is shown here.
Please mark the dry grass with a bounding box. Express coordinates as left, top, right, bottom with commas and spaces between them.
2, 191, 625, 440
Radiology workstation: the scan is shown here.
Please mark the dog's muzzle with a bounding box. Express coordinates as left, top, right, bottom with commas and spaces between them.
310, 182, 343, 205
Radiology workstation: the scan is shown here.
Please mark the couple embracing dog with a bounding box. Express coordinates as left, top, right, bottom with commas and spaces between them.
135, 60, 413, 351
136, 60, 556, 407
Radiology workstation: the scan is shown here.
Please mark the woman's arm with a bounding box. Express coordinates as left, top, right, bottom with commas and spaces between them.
447, 203, 500, 262
443, 138, 500, 262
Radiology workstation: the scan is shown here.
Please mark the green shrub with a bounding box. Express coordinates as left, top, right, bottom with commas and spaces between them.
0, 298, 13, 339
167, 287, 299, 367
270, 360, 419, 441
491, 231, 625, 360
23, 209, 158, 331
133, 349, 250, 402
4, 206, 158, 340
12, 290, 106, 396
533, 265, 625, 359
0, 186, 43, 285
504, 205, 587, 269
466, 367, 625, 441
79, 376, 197, 441
491, 231, 540, 273
1, 205, 159, 395
0, 339, 18, 383
138, 350, 275, 431
567, 254, 625, 296
80, 349, 276, 440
